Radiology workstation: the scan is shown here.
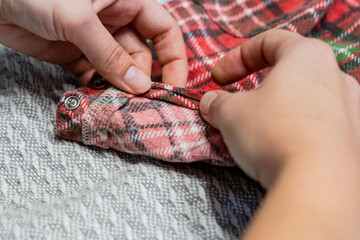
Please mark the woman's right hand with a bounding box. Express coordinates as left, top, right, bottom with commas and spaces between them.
200, 29, 360, 240
200, 29, 360, 189
0, 0, 188, 93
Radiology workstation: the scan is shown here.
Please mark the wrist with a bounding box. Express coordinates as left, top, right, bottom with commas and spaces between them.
244, 150, 360, 240
267, 122, 360, 188
277, 140, 360, 188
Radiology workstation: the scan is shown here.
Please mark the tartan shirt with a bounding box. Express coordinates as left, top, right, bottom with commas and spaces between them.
56, 0, 360, 166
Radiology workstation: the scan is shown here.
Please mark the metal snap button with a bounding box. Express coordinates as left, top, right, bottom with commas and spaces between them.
64, 96, 80, 110
93, 77, 107, 89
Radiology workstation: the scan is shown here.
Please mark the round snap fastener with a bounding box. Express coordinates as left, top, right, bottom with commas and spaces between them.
64, 96, 80, 110
93, 77, 107, 89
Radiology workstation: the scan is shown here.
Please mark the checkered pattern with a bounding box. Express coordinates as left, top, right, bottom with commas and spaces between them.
57, 80, 233, 165
56, 0, 360, 165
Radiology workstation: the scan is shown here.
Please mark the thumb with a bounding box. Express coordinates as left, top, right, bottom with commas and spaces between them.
199, 90, 232, 129
69, 13, 151, 94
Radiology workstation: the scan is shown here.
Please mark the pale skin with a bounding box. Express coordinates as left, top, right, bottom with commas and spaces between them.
0, 0, 188, 93
0, 0, 359, 238
200, 30, 360, 239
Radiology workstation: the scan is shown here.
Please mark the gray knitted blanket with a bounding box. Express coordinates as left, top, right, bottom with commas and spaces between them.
0, 23, 263, 240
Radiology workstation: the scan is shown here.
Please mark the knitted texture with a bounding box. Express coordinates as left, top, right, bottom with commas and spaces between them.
57, 0, 360, 164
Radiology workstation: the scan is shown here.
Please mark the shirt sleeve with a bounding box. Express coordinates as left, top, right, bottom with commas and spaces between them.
56, 78, 234, 166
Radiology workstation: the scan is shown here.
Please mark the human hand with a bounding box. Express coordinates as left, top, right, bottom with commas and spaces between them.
0, 0, 188, 94
200, 29, 360, 188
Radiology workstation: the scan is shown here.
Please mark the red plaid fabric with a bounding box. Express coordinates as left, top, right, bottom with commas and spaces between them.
56, 0, 360, 165
57, 79, 233, 165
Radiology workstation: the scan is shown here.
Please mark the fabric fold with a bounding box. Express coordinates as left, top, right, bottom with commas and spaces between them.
56, 77, 234, 166
82, 87, 134, 148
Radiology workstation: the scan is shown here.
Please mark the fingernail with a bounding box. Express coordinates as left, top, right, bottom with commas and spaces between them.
124, 66, 151, 93
200, 91, 218, 115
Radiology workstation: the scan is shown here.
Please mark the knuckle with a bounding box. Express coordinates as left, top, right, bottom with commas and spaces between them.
144, 49, 153, 63
299, 38, 337, 64
265, 29, 300, 42
139, 43, 152, 57
172, 24, 183, 37
154, 25, 180, 45
267, 28, 292, 37
309, 39, 334, 56
262, 29, 304, 58
299, 38, 332, 54
103, 45, 128, 74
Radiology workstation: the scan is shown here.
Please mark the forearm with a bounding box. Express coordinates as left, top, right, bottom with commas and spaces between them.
243, 151, 360, 240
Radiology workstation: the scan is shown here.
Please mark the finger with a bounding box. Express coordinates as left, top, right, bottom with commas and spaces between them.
64, 26, 153, 86
130, 0, 188, 87
113, 26, 152, 76
61, 25, 119, 86
67, 9, 151, 94
212, 29, 302, 85
61, 57, 95, 85
199, 90, 232, 129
